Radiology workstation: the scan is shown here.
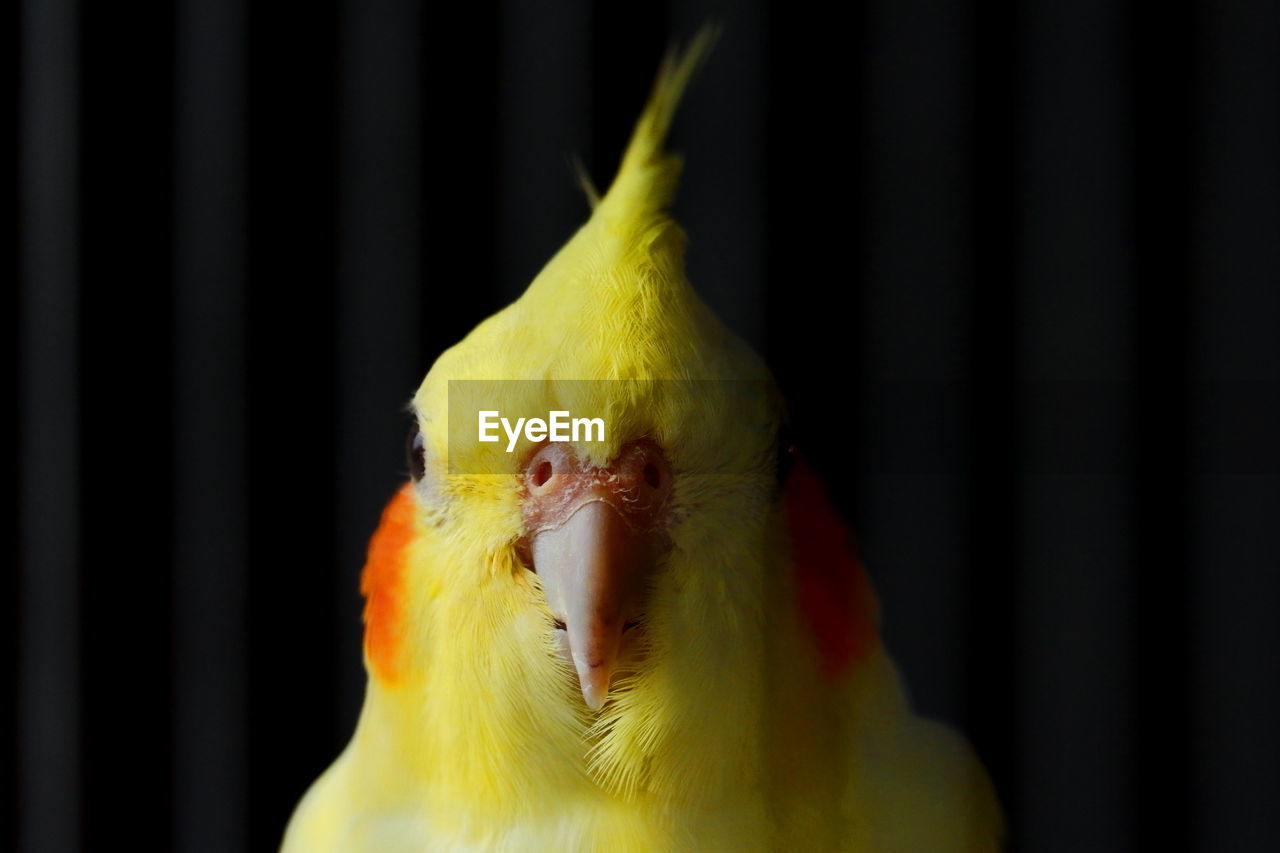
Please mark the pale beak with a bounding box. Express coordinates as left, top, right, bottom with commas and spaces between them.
531, 499, 654, 710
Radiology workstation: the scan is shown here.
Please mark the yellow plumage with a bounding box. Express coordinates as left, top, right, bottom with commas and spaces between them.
283, 31, 1003, 852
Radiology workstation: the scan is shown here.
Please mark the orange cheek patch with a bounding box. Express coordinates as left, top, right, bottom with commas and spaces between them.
786, 457, 879, 681
360, 483, 418, 684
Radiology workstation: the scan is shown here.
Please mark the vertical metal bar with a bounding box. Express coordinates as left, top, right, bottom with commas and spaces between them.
1015, 3, 1136, 849
498, 0, 592, 302
18, 0, 80, 848
861, 0, 973, 724
336, 0, 425, 728
172, 0, 248, 850
1190, 3, 1280, 850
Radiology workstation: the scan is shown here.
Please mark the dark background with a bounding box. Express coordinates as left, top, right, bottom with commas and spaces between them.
14, 0, 1279, 850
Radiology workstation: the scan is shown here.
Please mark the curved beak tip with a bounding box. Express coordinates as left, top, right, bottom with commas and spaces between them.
582, 682, 608, 711
575, 657, 613, 711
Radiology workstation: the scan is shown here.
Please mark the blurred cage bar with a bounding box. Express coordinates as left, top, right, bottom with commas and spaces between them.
14, 0, 1280, 851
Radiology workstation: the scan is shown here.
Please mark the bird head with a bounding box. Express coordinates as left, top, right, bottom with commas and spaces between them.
361, 33, 829, 804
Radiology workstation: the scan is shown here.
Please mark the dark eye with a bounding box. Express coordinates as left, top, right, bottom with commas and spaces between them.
406, 425, 426, 481
775, 421, 795, 487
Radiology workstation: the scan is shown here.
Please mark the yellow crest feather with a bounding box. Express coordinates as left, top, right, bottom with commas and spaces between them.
598, 26, 719, 220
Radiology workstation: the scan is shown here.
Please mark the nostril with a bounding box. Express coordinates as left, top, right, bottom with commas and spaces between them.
643, 462, 661, 490
532, 460, 554, 488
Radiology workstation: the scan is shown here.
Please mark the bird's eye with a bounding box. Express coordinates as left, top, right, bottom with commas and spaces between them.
774, 422, 795, 487
407, 426, 426, 481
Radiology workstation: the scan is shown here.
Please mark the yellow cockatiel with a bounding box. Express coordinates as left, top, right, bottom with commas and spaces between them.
282, 32, 1003, 853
